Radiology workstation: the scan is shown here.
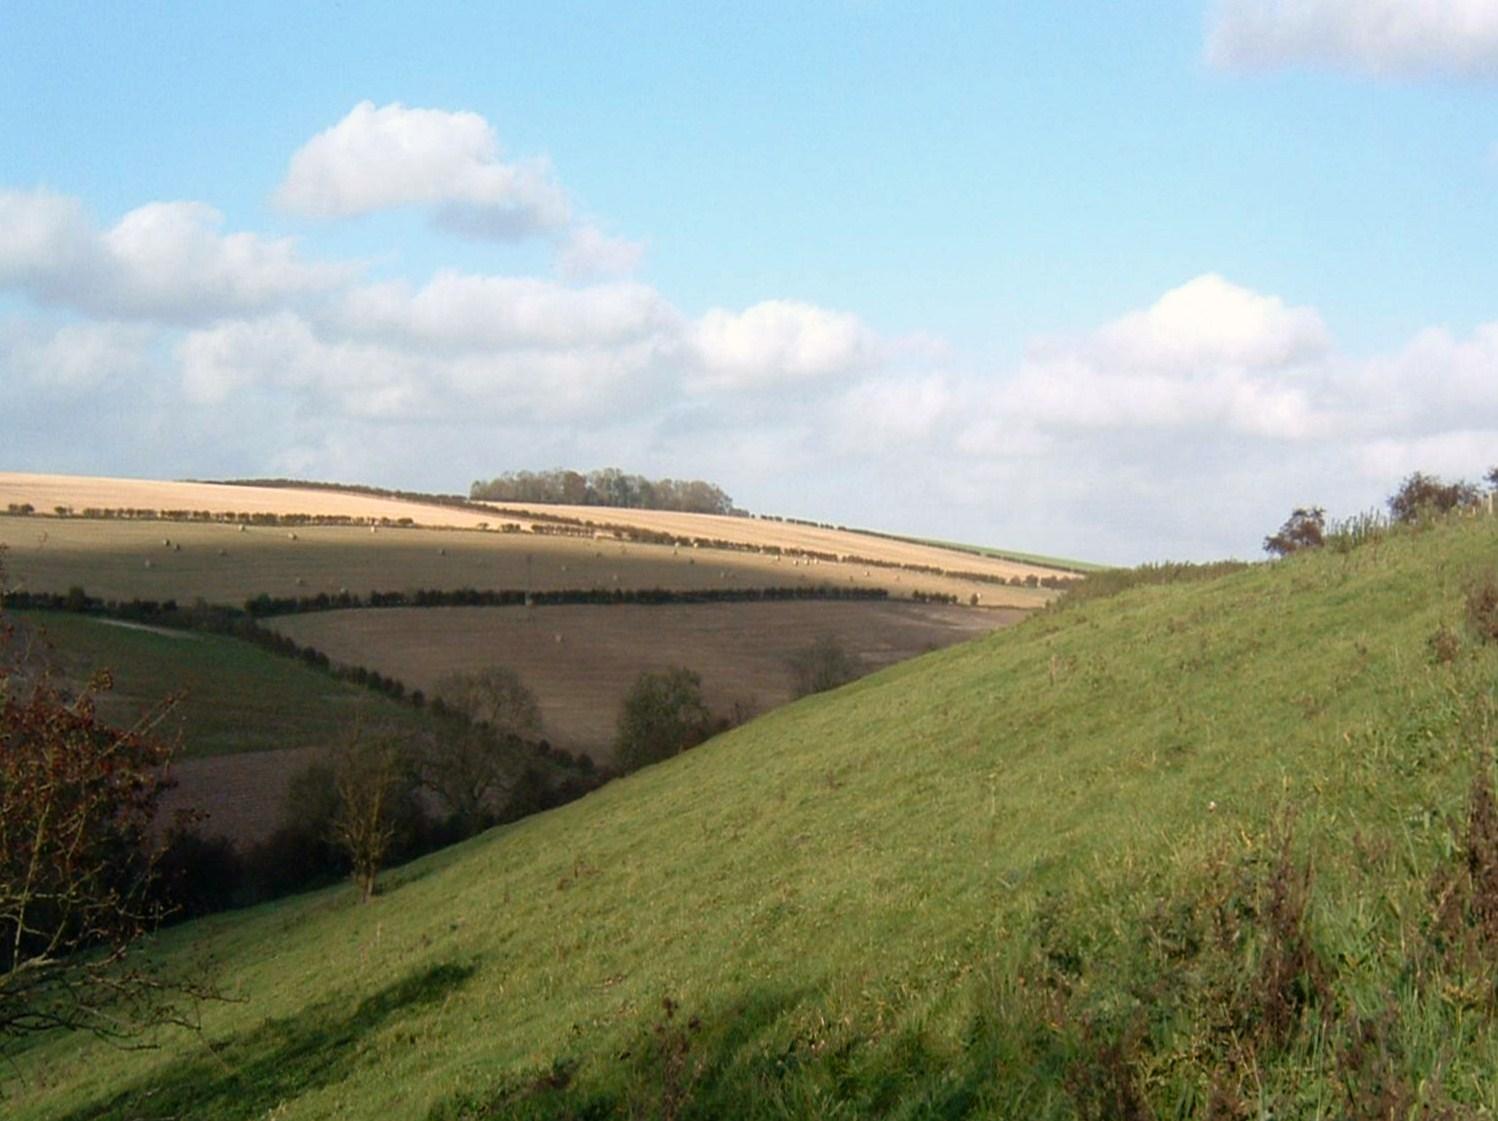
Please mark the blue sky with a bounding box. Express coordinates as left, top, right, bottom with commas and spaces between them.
3, 2, 1497, 563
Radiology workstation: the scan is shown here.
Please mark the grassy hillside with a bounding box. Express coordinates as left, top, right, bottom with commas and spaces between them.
904, 535, 1111, 573
10, 515, 1498, 1118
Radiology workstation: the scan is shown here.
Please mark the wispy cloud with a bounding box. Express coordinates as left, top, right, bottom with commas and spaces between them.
1207, 0, 1498, 78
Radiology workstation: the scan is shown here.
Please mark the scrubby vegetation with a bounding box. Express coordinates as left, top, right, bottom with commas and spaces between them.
613, 667, 713, 773
785, 634, 866, 698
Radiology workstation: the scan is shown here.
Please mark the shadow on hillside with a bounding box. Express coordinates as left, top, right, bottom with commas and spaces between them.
423, 983, 1020, 1121
60, 960, 478, 1121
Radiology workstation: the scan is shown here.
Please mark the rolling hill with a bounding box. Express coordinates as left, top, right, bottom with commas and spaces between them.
10, 511, 1498, 1118
0, 473, 1072, 608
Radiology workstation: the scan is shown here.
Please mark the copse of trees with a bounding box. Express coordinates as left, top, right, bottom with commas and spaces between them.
614, 667, 713, 773
471, 468, 738, 515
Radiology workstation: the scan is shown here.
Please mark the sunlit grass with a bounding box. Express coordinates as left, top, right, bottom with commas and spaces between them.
9, 514, 1498, 1118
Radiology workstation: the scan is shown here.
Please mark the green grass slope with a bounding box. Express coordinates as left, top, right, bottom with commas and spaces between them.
13, 611, 430, 759
10, 516, 1498, 1118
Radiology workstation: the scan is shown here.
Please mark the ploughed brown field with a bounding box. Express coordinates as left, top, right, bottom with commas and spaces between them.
269, 600, 1020, 760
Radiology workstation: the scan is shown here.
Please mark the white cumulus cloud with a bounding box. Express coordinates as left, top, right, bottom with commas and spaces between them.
275, 101, 572, 237
1208, 0, 1498, 78
557, 223, 647, 281
690, 299, 876, 392
334, 271, 681, 352
1096, 273, 1330, 372
0, 189, 348, 323
1000, 274, 1330, 440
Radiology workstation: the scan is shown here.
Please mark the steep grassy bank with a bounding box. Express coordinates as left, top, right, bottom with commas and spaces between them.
9, 515, 1498, 1118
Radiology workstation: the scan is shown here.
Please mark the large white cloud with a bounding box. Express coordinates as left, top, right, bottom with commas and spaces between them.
274, 101, 644, 278
1208, 0, 1498, 77
0, 190, 347, 323
999, 274, 1331, 440
275, 101, 571, 230
1094, 273, 1330, 372
690, 300, 876, 392
175, 306, 678, 423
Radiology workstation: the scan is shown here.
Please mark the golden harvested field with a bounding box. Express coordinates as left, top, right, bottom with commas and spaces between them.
0, 473, 1069, 606
0, 517, 1053, 607
270, 600, 1021, 760
482, 499, 1068, 580
0, 472, 503, 528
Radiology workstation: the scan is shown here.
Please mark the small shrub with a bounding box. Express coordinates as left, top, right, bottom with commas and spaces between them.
1248, 825, 1327, 1050
1064, 1015, 1153, 1121
1388, 472, 1481, 525
1429, 624, 1462, 665
1465, 570, 1498, 644
154, 828, 245, 919
785, 634, 866, 698
1263, 506, 1325, 557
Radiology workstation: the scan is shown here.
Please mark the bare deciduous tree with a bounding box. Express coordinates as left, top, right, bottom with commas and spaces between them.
1, 553, 213, 1045
330, 718, 416, 903
424, 668, 542, 834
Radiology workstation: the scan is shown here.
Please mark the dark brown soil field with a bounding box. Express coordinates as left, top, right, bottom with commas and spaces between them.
270, 600, 1021, 760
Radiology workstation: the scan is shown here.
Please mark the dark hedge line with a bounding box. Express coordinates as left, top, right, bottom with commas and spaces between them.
242, 583, 890, 617
32, 505, 424, 527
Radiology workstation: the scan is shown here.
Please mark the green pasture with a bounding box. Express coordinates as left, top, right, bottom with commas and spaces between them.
10, 514, 1498, 1117
9, 610, 427, 759
903, 534, 1109, 572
